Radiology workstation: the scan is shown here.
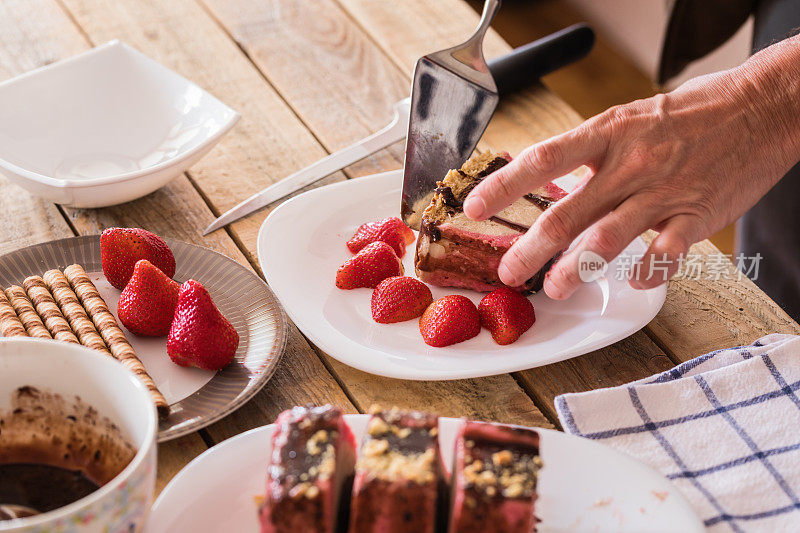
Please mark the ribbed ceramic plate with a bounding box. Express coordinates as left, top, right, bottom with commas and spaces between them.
0, 235, 287, 441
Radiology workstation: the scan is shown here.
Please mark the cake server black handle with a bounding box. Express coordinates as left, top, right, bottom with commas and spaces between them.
488, 24, 595, 97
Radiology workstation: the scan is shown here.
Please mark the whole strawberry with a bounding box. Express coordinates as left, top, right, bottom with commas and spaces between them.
336, 241, 403, 290
347, 217, 415, 257
101, 227, 176, 290
167, 280, 239, 371
371, 276, 433, 323
118, 260, 180, 336
419, 295, 481, 347
478, 288, 535, 345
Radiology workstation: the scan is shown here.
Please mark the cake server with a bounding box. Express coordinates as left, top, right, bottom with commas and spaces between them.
402, 3, 594, 229
203, 23, 593, 235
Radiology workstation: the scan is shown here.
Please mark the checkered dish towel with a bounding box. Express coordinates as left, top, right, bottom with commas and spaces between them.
555, 333, 800, 532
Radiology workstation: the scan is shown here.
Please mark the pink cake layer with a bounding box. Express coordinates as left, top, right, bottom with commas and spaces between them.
348, 409, 447, 533
449, 421, 541, 533
260, 405, 356, 533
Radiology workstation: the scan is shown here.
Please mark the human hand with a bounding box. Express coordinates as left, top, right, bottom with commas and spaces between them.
464, 36, 800, 299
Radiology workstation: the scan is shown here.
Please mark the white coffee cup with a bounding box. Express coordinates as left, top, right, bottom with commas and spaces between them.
0, 338, 157, 532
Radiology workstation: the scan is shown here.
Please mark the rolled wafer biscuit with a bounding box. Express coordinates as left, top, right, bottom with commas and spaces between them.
0, 287, 27, 337
64, 264, 169, 419
23, 276, 79, 344
43, 269, 111, 354
5, 286, 52, 339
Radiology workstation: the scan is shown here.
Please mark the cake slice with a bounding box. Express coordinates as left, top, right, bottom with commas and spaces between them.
260, 405, 356, 533
348, 407, 447, 533
449, 421, 542, 533
415, 152, 567, 294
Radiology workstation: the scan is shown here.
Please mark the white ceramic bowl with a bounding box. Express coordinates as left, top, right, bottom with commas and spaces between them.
0, 40, 239, 207
0, 338, 158, 532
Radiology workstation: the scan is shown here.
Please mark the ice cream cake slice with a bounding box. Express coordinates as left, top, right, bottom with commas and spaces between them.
260, 405, 356, 533
449, 420, 542, 533
348, 407, 447, 533
415, 152, 566, 294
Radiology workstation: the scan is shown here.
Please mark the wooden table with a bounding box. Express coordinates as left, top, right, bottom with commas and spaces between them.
2, 0, 799, 495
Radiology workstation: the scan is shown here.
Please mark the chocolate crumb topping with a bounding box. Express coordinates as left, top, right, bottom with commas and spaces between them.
434, 186, 462, 208
421, 219, 441, 242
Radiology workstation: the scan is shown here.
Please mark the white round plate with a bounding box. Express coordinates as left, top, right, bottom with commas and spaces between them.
258, 170, 666, 380
0, 235, 287, 441
149, 414, 703, 532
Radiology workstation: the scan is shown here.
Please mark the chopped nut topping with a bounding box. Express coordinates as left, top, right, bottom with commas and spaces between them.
306, 429, 329, 455
492, 450, 513, 466
462, 447, 539, 499
357, 446, 436, 484
305, 486, 320, 499
367, 417, 390, 437
363, 438, 389, 457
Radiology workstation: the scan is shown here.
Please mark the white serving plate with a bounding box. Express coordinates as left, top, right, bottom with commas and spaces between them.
0, 40, 239, 207
258, 170, 666, 380
148, 414, 703, 532
0, 236, 287, 441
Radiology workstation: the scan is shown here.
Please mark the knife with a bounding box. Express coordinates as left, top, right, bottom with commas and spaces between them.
203, 22, 594, 236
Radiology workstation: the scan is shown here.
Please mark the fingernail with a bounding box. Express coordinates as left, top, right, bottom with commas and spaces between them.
543, 275, 564, 299
498, 263, 517, 286
463, 195, 486, 220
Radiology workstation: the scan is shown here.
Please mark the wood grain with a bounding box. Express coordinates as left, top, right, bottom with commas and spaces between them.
0, 0, 352, 481
60, 0, 350, 266
514, 332, 674, 424
46, 0, 360, 442
323, 354, 553, 428
646, 237, 800, 361
200, 0, 407, 179
338, 0, 798, 367
196, 0, 556, 430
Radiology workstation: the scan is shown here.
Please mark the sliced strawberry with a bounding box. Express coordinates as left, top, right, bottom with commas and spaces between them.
168, 280, 239, 370
371, 276, 433, 323
419, 295, 481, 347
347, 217, 414, 257
336, 241, 403, 290
478, 288, 536, 345
101, 227, 176, 290
380, 217, 416, 245
118, 259, 180, 336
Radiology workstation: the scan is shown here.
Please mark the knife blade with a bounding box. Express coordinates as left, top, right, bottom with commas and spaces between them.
203, 22, 594, 236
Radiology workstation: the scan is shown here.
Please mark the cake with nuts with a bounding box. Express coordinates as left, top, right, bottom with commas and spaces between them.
448, 420, 542, 533
415, 152, 566, 294
348, 407, 447, 533
259, 405, 356, 533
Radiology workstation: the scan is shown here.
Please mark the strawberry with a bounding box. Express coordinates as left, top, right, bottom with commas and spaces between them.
381, 217, 416, 245
419, 295, 481, 347
371, 276, 433, 323
167, 280, 239, 371
101, 227, 176, 290
336, 241, 403, 290
347, 217, 415, 257
478, 288, 536, 345
118, 260, 180, 336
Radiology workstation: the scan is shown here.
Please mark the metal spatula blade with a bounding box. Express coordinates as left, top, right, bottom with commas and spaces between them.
401, 0, 501, 229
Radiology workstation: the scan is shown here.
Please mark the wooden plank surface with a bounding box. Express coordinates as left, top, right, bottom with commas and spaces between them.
0, 0, 211, 493
0, 0, 797, 502
55, 0, 555, 447
198, 0, 555, 429
337, 0, 800, 369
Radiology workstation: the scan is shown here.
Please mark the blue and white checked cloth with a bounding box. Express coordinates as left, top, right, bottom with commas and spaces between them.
555, 334, 800, 532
